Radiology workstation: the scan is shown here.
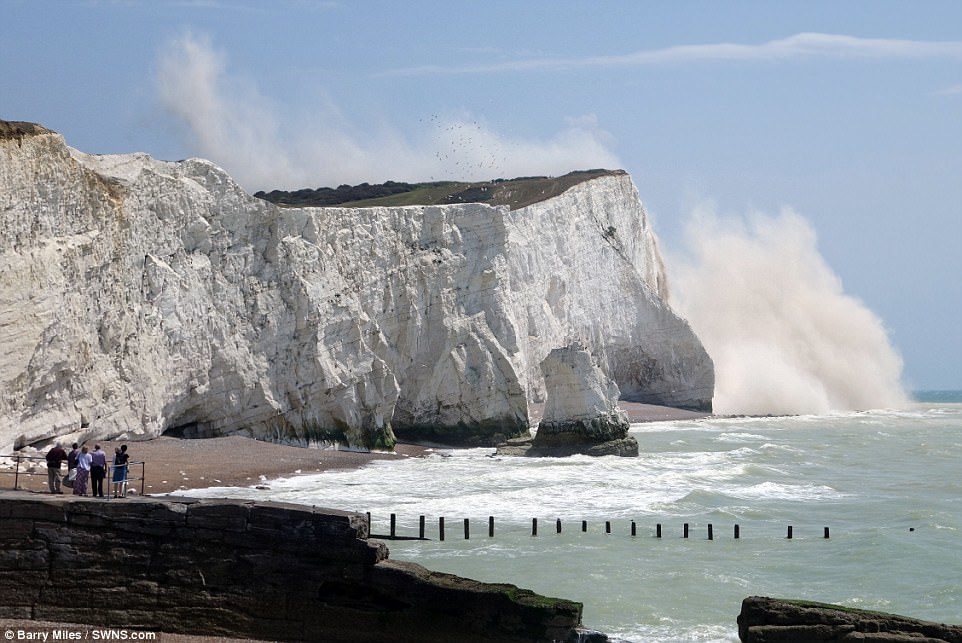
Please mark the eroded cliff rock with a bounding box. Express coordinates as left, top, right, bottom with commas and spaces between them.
498, 343, 638, 457
0, 121, 713, 451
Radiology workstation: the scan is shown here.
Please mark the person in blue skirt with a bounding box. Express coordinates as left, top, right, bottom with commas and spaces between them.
111, 444, 129, 497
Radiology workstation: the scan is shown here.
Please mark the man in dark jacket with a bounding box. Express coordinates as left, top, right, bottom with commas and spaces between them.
45, 443, 67, 494
66, 443, 80, 474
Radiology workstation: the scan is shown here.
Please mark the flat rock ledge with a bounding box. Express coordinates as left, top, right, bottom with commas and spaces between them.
0, 491, 604, 643
738, 596, 962, 642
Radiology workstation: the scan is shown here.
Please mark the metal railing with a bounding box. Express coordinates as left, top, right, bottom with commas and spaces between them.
1, 454, 146, 497
107, 460, 146, 498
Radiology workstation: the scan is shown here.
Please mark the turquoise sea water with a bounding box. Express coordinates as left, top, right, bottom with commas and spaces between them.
184, 399, 962, 642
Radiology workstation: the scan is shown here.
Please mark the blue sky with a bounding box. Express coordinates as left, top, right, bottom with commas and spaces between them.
2, 1, 960, 389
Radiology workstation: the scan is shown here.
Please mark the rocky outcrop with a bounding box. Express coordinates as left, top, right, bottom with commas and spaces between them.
738, 596, 962, 642
498, 344, 638, 457
0, 491, 595, 642
0, 120, 713, 451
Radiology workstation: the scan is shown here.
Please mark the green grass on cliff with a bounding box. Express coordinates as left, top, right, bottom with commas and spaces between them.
255, 169, 625, 211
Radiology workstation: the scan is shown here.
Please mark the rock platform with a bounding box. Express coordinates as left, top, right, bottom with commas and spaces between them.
0, 491, 597, 642
738, 596, 962, 642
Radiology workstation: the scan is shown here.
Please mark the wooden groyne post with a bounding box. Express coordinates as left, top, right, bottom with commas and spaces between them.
359, 513, 831, 543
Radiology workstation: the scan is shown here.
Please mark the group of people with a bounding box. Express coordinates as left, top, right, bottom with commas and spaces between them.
45, 442, 130, 497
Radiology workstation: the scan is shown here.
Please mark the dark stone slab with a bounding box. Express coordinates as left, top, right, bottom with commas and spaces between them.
738, 596, 962, 642
186, 500, 250, 531
0, 492, 593, 642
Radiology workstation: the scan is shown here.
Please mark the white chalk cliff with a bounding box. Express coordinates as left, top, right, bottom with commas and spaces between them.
0, 122, 713, 452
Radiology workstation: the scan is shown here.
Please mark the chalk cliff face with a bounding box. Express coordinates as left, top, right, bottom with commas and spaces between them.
0, 122, 713, 451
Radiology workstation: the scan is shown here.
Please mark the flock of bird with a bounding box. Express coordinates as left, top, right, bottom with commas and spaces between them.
420, 113, 510, 181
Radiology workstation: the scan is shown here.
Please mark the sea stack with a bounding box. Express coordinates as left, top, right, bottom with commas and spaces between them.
499, 343, 638, 457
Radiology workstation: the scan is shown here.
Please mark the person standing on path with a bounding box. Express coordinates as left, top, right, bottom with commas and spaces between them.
90, 444, 107, 498
66, 442, 80, 476
111, 444, 129, 498
45, 442, 67, 493
73, 445, 92, 496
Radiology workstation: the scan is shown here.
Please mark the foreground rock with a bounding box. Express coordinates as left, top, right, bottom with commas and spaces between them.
0, 491, 600, 642
0, 120, 712, 452
498, 344, 638, 457
738, 596, 962, 642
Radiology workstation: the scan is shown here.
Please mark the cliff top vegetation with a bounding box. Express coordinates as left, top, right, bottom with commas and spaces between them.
0, 119, 53, 141
253, 169, 626, 211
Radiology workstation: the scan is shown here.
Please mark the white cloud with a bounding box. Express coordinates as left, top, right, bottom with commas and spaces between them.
156, 33, 620, 191
934, 83, 962, 96
385, 32, 962, 76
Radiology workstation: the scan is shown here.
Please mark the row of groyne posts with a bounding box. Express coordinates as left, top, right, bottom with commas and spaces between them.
368, 513, 832, 541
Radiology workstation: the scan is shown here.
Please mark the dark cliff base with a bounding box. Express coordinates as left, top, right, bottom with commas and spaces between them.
738, 596, 962, 642
0, 491, 592, 642
392, 418, 530, 447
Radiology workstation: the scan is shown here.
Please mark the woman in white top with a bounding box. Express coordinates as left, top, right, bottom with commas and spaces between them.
73, 445, 93, 496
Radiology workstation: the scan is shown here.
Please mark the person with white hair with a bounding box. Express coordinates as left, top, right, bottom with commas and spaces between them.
73, 445, 92, 496
45, 442, 68, 493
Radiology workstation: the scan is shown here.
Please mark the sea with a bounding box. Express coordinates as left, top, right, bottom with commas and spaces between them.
181, 393, 962, 642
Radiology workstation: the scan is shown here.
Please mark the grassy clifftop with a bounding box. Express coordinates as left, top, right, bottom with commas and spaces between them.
254, 169, 625, 211
0, 119, 54, 141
